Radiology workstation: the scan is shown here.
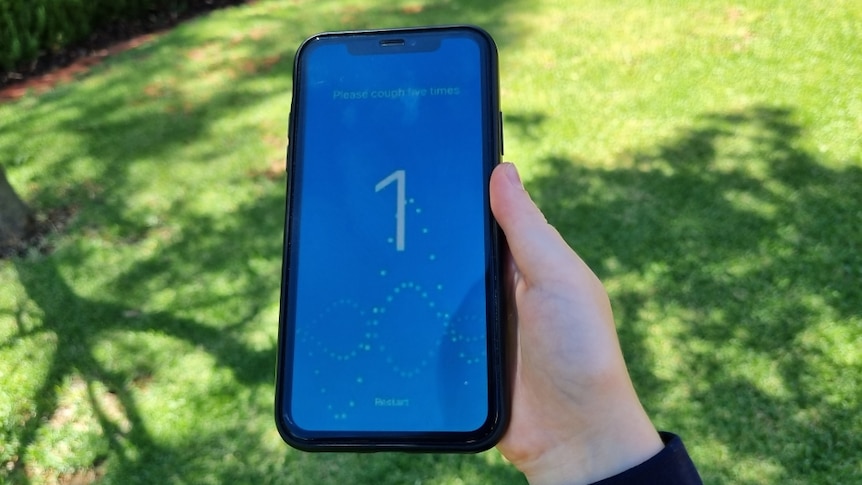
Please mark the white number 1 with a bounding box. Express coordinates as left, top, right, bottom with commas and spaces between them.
375, 169, 406, 251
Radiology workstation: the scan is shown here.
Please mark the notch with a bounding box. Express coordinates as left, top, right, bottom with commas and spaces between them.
348, 36, 440, 54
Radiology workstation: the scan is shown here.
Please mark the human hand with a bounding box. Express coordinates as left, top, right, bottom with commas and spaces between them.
490, 163, 663, 485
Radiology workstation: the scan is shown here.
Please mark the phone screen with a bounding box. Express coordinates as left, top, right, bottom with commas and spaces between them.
279, 27, 503, 446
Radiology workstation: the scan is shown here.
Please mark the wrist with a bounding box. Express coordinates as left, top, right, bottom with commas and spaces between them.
520, 405, 663, 485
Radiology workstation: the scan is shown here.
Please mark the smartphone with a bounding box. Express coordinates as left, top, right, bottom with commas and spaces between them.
275, 25, 506, 452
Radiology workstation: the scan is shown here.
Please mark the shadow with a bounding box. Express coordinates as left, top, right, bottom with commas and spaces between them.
504, 111, 549, 142
1, 0, 533, 483
526, 105, 862, 482
5, 195, 278, 483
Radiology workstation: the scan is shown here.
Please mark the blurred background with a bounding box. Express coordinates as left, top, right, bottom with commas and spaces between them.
1, 1, 860, 483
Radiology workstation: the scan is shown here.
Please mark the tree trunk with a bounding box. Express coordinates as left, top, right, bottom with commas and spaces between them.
0, 164, 34, 251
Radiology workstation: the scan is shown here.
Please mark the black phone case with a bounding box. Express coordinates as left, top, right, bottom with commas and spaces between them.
275, 25, 507, 452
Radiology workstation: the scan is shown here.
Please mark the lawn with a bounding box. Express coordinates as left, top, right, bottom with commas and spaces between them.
1, 0, 860, 483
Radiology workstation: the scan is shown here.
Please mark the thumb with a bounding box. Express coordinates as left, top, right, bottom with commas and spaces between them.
489, 163, 582, 284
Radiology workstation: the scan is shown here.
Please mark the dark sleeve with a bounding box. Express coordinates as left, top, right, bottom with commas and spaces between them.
591, 432, 703, 485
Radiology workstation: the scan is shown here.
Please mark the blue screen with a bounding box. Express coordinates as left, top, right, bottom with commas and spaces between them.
287, 34, 492, 433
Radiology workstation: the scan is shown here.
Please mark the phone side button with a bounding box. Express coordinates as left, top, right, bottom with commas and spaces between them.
499, 111, 504, 156
286, 111, 292, 171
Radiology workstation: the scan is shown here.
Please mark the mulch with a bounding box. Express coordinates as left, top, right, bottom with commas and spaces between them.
0, 0, 249, 101
0, 206, 78, 259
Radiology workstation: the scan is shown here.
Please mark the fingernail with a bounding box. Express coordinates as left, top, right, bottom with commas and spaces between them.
503, 162, 523, 188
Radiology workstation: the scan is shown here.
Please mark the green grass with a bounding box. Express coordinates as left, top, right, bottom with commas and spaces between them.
1, 0, 860, 483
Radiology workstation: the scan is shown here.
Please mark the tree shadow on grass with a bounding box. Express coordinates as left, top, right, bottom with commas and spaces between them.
526, 105, 861, 482
5, 194, 279, 483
